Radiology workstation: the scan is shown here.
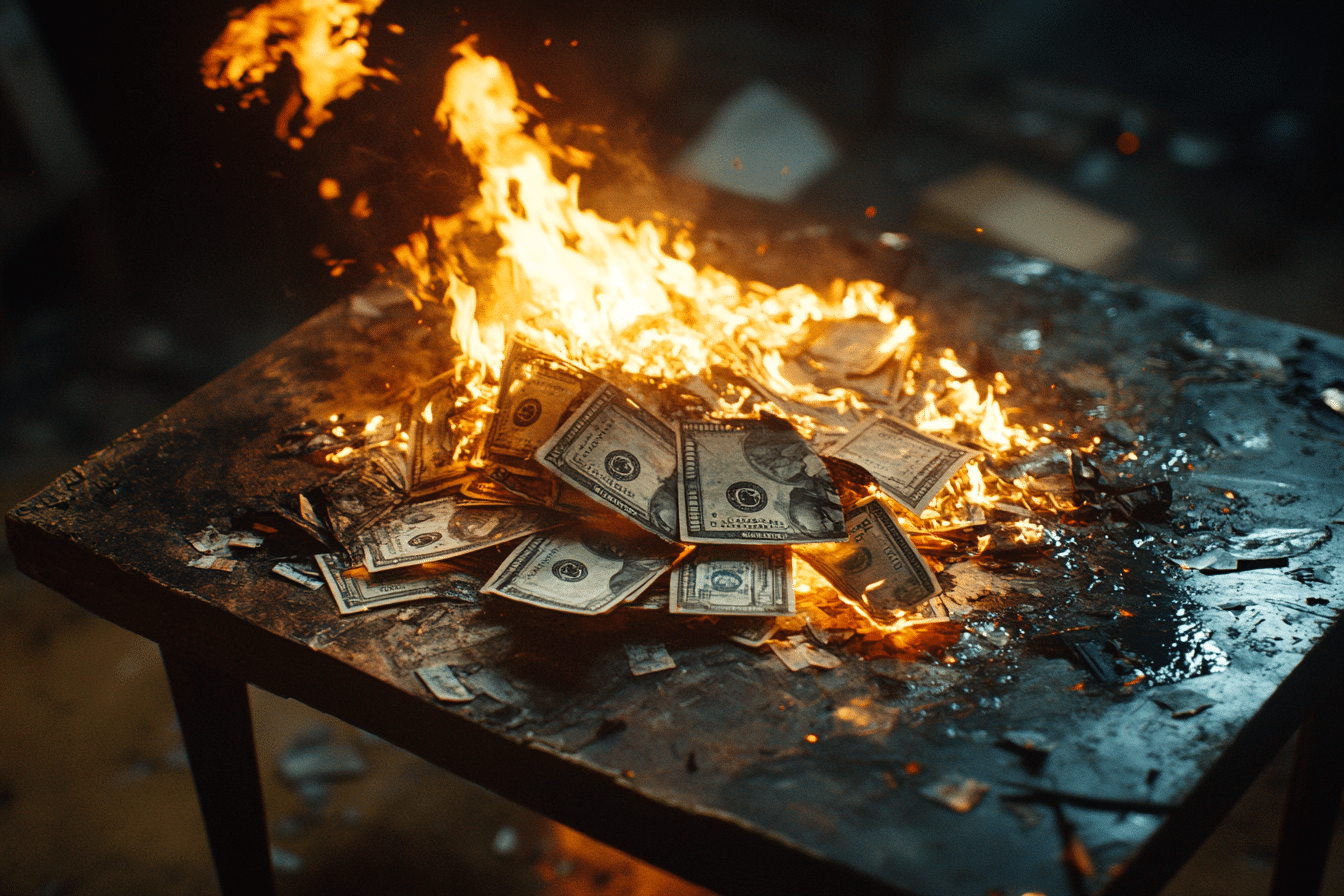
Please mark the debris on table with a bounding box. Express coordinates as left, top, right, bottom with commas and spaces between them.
188, 555, 239, 572
272, 560, 325, 590
919, 774, 990, 813
1150, 688, 1214, 719
624, 643, 677, 676
416, 664, 475, 702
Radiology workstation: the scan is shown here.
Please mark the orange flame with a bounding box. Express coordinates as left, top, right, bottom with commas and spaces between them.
202, 0, 395, 148
203, 25, 1068, 641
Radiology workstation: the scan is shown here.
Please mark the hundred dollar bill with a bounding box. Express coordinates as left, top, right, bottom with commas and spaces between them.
485, 339, 599, 473
481, 526, 681, 615
315, 553, 483, 615
359, 495, 560, 573
795, 497, 940, 622
536, 384, 679, 540
678, 416, 846, 544
822, 413, 979, 515
670, 546, 794, 616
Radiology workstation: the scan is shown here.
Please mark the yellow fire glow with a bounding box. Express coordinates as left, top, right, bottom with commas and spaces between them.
204, 21, 1073, 638
202, 0, 395, 148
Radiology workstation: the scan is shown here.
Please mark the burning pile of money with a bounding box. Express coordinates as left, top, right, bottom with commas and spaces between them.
287, 337, 987, 638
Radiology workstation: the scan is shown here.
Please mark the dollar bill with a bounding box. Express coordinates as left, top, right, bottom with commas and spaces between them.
536, 384, 679, 540
485, 339, 599, 472
795, 497, 940, 622
677, 416, 846, 544
315, 553, 483, 615
670, 545, 794, 616
359, 495, 560, 573
822, 414, 979, 515
481, 526, 681, 615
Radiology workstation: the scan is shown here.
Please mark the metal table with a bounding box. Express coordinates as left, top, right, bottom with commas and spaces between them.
8, 233, 1343, 895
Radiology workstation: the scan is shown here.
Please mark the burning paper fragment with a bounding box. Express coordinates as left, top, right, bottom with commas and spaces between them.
411, 373, 485, 493
796, 498, 940, 623
488, 339, 599, 473
482, 525, 681, 615
678, 416, 845, 544
823, 414, 979, 516
415, 664, 475, 702
919, 774, 990, 813
624, 643, 676, 676
670, 546, 793, 616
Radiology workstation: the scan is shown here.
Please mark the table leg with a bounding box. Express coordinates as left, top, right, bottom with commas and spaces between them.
1270, 671, 1344, 896
161, 647, 277, 896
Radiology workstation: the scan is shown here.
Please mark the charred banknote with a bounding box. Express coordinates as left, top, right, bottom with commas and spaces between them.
315, 553, 482, 615
315, 460, 406, 548
795, 497, 940, 621
823, 414, 979, 515
482, 526, 681, 615
485, 339, 598, 473
536, 384, 679, 540
459, 464, 559, 506
670, 545, 794, 616
359, 495, 560, 573
678, 416, 845, 544
797, 315, 912, 380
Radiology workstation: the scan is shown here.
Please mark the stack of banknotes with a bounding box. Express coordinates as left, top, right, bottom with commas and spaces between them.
304, 340, 980, 623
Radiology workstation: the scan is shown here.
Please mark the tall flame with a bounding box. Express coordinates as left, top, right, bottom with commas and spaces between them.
202, 0, 395, 148
203, 18, 1070, 627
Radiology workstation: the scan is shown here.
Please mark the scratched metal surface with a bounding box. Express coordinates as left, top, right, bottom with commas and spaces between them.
8, 234, 1344, 896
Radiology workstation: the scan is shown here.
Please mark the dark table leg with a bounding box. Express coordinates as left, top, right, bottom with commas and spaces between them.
161, 647, 277, 896
1270, 671, 1344, 896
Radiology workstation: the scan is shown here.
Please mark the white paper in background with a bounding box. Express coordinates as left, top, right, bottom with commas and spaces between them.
672, 81, 839, 203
